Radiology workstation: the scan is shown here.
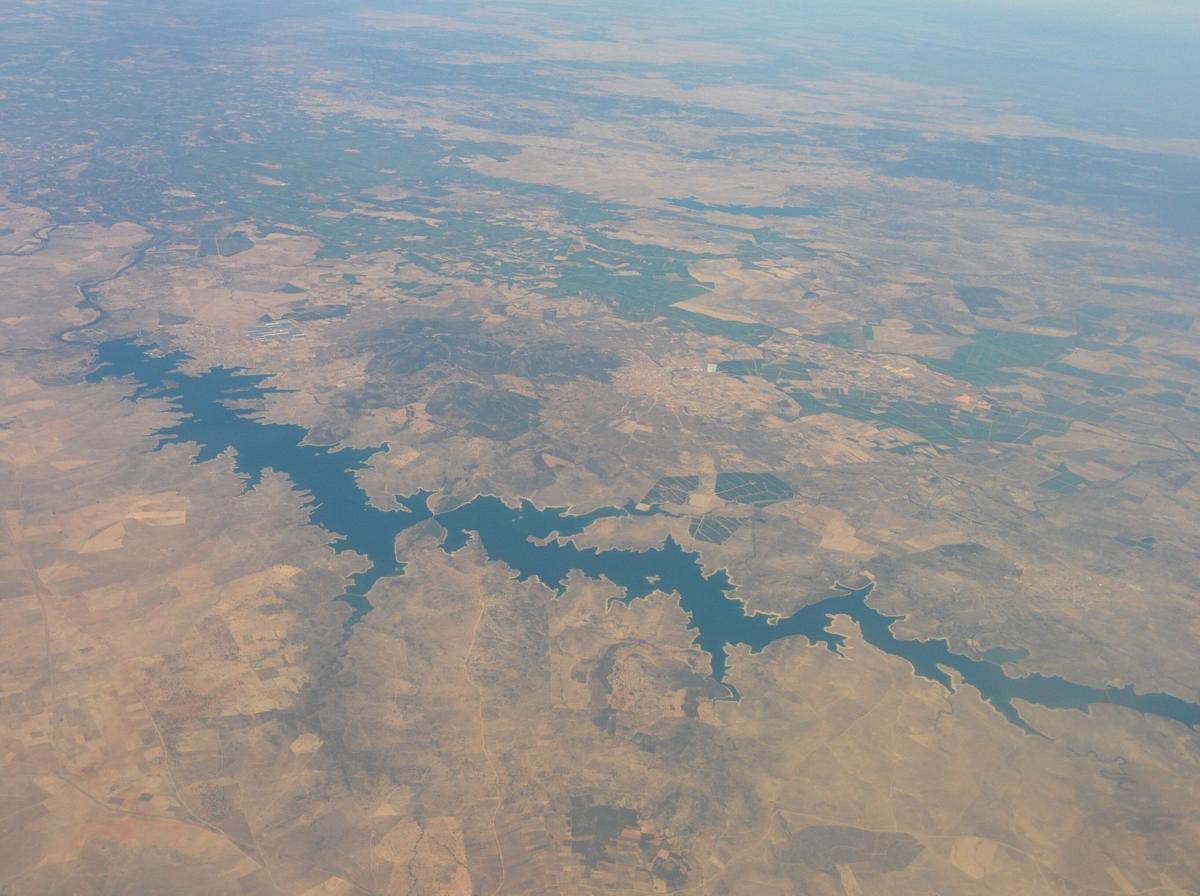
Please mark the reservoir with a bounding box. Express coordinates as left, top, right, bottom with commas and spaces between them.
90, 338, 1200, 734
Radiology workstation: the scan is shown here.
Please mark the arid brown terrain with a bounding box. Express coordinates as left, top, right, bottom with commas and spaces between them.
2, 2, 1200, 894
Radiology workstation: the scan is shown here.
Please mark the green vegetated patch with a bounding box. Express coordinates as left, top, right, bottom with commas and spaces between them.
365, 319, 620, 382
1115, 534, 1156, 552
716, 358, 813, 383
1041, 394, 1110, 423
1165, 353, 1200, 374
647, 471, 793, 510
979, 645, 1029, 665
1044, 361, 1141, 392
1038, 463, 1089, 494
1025, 311, 1120, 340
689, 514, 746, 544
715, 472, 793, 505
805, 328, 858, 348
791, 389, 1069, 447
197, 230, 253, 257
1145, 391, 1189, 408
425, 382, 540, 440
16, 35, 739, 343
1024, 315, 1083, 332
568, 799, 638, 870
286, 304, 352, 322
804, 325, 876, 348
644, 475, 700, 504
0, 4, 781, 349
666, 196, 829, 218
550, 235, 711, 321
1146, 310, 1193, 330
735, 227, 818, 265
772, 822, 922, 875
391, 210, 534, 280
955, 286, 1007, 315
921, 329, 1077, 386
173, 117, 576, 265
171, 122, 460, 258
1101, 283, 1172, 298
567, 796, 689, 889
666, 308, 774, 345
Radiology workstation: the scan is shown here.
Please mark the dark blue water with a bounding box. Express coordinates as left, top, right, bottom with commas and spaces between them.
90, 339, 1200, 734
89, 338, 433, 627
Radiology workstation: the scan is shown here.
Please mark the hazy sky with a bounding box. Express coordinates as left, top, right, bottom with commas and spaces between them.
919, 0, 1200, 35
